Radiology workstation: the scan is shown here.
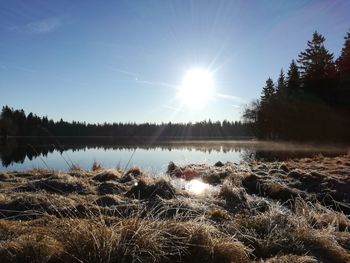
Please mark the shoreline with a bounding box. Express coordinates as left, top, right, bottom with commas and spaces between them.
0, 154, 350, 262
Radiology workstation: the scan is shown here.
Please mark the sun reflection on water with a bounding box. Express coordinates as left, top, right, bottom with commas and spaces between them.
185, 179, 210, 195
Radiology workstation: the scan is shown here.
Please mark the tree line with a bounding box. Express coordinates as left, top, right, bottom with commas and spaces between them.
243, 30, 350, 141
0, 106, 251, 138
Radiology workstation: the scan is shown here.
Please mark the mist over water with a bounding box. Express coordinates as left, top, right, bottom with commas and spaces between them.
1, 138, 348, 172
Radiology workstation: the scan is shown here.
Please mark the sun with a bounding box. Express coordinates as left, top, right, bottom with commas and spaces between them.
177, 68, 214, 109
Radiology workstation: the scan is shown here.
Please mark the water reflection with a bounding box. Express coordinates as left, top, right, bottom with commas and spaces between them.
0, 137, 348, 170
185, 179, 210, 195
0, 137, 244, 168
171, 178, 212, 195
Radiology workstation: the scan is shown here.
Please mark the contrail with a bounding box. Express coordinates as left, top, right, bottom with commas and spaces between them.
109, 67, 139, 77
136, 79, 179, 89
215, 92, 247, 103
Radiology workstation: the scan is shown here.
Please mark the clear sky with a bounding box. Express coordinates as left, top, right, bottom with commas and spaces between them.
1, 0, 350, 123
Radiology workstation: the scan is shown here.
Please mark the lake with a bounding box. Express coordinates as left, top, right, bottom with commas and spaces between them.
0, 137, 348, 173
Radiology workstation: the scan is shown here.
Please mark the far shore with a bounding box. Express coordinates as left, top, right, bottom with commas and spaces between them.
2, 135, 350, 152
3, 135, 255, 141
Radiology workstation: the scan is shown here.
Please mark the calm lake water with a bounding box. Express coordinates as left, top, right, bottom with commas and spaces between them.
0, 138, 348, 173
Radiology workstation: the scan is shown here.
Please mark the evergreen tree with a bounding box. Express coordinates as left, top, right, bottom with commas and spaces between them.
334, 31, 350, 108
276, 69, 287, 99
297, 31, 335, 83
297, 31, 336, 107
260, 77, 275, 104
287, 60, 301, 90
259, 78, 276, 139
1, 106, 13, 119
336, 31, 350, 79
274, 69, 289, 137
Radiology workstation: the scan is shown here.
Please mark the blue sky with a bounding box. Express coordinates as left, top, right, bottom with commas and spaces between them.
1, 0, 350, 123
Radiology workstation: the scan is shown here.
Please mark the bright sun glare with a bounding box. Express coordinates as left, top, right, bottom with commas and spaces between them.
177, 68, 214, 109
185, 179, 210, 195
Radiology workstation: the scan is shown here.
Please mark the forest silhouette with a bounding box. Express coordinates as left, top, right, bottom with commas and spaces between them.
243, 30, 350, 141
0, 106, 250, 139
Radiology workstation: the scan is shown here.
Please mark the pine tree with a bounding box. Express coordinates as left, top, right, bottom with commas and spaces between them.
334, 31, 350, 108
336, 31, 350, 79
297, 31, 335, 82
259, 78, 276, 139
260, 77, 275, 104
1, 106, 13, 119
276, 69, 287, 99
287, 60, 301, 90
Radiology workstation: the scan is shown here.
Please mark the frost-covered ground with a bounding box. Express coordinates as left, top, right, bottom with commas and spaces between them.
0, 154, 350, 262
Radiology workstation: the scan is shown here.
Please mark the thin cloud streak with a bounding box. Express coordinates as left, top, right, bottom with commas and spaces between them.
12, 65, 38, 73
109, 67, 178, 89
232, 104, 242, 109
0, 61, 38, 73
109, 68, 139, 78
9, 17, 63, 34
215, 92, 247, 103
136, 79, 178, 89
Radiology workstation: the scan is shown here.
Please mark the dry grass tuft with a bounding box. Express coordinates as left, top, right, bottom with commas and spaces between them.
0, 234, 62, 263
15, 175, 93, 195
92, 160, 103, 171
0, 193, 76, 220
211, 237, 250, 263
207, 208, 231, 222
93, 170, 121, 182
126, 167, 142, 177
219, 184, 248, 210
226, 204, 307, 259
294, 198, 350, 231
260, 181, 302, 202
126, 177, 176, 200
97, 181, 124, 195
166, 221, 250, 263
0, 173, 10, 181
95, 195, 121, 207
262, 254, 317, 263
57, 218, 120, 262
